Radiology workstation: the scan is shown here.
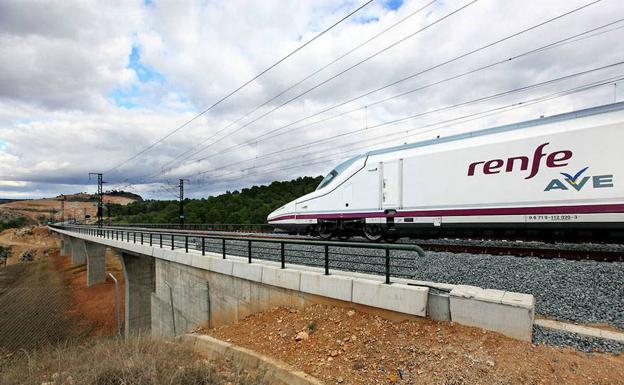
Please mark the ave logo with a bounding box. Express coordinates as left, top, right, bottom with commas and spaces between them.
544, 167, 614, 192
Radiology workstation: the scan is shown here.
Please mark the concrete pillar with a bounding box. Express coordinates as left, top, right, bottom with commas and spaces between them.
85, 241, 107, 287
120, 252, 154, 338
69, 238, 86, 264
60, 235, 68, 256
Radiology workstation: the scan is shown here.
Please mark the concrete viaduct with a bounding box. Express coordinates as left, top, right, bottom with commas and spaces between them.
53, 226, 535, 341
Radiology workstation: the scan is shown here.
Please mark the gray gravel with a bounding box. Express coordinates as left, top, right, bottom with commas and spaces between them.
533, 325, 624, 353
407, 251, 624, 329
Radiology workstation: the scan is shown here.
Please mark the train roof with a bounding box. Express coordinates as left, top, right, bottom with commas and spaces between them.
365, 101, 624, 158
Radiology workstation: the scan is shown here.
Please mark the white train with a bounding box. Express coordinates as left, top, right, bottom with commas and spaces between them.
267, 102, 624, 241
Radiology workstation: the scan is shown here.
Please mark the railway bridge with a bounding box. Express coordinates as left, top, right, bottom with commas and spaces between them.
51, 224, 535, 341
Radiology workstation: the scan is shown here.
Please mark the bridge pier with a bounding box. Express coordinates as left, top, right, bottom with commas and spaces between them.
120, 251, 154, 338
85, 241, 107, 286
60, 235, 69, 256
69, 238, 86, 265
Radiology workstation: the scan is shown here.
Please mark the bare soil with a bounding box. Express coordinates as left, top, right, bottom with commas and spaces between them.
205, 305, 624, 385
0, 226, 58, 265
0, 228, 125, 355
0, 193, 139, 223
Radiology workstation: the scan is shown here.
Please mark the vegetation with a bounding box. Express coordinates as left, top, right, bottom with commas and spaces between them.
111, 176, 322, 224
105, 190, 144, 201
1, 337, 266, 385
0, 215, 31, 232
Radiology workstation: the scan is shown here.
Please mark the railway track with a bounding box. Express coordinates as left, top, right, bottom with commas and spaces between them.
100, 225, 624, 262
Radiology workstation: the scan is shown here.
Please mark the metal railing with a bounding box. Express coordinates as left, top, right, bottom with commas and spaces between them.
50, 224, 425, 284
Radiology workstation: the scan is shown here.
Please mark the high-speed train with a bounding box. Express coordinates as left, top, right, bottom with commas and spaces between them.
267, 102, 624, 242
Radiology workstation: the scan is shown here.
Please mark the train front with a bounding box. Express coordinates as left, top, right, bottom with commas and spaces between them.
267, 200, 299, 233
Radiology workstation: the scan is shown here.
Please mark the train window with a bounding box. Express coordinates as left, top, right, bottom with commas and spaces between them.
316, 155, 362, 190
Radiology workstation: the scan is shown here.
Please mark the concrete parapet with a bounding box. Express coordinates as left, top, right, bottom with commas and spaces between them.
299, 271, 353, 302
69, 237, 86, 264
232, 260, 263, 282
427, 291, 451, 321
208, 257, 233, 276
449, 285, 535, 341
261, 266, 301, 291
352, 279, 428, 316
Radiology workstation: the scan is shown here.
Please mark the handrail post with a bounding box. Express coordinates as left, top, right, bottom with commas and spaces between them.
248, 240, 252, 263
160, 234, 163, 248
280, 242, 285, 269
324, 245, 329, 275
149, 233, 152, 246
185, 236, 188, 253
108, 272, 121, 336
133, 232, 136, 244
140, 232, 143, 245
202, 237, 205, 256
171, 234, 174, 250
222, 238, 226, 259
385, 248, 391, 284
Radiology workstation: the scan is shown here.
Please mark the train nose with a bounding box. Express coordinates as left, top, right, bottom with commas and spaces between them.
267, 201, 294, 223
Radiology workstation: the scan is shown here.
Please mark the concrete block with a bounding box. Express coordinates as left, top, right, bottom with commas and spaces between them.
210, 258, 233, 276
427, 291, 451, 321
352, 279, 428, 316
450, 286, 534, 341
261, 266, 301, 291
232, 260, 263, 282
299, 271, 352, 302
190, 255, 212, 271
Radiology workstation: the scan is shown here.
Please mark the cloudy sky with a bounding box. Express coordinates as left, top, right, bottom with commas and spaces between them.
0, 0, 623, 199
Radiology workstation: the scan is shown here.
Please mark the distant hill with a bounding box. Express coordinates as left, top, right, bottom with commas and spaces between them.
113, 176, 323, 224
55, 191, 143, 203
0, 191, 143, 225
0, 199, 28, 205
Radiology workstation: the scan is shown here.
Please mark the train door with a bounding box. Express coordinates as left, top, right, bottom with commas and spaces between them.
380, 159, 403, 209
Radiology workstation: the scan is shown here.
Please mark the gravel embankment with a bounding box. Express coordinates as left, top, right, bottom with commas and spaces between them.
533, 325, 624, 353
406, 251, 624, 330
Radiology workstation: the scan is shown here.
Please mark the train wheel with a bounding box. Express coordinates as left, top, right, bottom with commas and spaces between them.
383, 234, 399, 243
318, 224, 334, 240
363, 225, 383, 242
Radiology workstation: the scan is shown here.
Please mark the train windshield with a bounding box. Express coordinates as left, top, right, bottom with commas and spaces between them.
316, 156, 361, 190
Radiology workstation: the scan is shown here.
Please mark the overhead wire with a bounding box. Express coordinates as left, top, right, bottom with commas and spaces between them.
184, 70, 624, 188
158, 0, 603, 178
181, 18, 624, 173
186, 77, 624, 193
158, 0, 438, 171
104, 0, 375, 174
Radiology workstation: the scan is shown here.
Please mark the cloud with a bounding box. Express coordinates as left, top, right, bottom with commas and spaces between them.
0, 0, 623, 200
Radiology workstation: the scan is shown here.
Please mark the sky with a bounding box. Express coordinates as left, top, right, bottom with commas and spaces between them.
0, 0, 623, 199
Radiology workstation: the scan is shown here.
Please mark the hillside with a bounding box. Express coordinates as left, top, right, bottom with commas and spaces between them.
113, 176, 322, 224
0, 191, 142, 225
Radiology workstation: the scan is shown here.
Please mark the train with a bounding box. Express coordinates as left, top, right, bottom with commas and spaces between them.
267, 102, 624, 242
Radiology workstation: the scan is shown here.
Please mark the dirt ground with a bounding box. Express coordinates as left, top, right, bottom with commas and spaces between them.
205, 305, 624, 385
0, 228, 125, 355
0, 193, 139, 223
0, 226, 58, 265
